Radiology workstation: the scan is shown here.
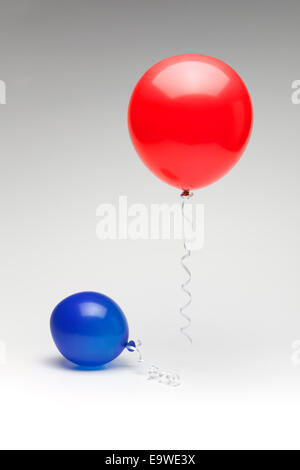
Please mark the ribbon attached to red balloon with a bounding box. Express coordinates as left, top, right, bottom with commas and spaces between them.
128, 54, 252, 343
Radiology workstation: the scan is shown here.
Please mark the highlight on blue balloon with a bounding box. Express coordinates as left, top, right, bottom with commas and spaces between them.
50, 291, 129, 367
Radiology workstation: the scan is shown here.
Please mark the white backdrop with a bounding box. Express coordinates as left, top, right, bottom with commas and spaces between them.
1, 0, 300, 449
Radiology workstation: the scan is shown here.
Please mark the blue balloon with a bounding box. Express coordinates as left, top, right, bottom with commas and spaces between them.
50, 291, 129, 367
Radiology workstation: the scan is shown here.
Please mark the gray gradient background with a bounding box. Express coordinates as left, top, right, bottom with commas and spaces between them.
1, 0, 300, 449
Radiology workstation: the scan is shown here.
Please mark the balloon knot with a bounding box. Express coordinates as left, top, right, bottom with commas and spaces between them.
181, 190, 193, 198
126, 340, 136, 352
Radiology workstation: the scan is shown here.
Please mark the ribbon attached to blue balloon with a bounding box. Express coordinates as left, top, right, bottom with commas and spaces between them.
126, 340, 180, 387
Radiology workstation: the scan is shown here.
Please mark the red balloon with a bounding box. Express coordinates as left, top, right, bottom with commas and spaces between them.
128, 54, 252, 191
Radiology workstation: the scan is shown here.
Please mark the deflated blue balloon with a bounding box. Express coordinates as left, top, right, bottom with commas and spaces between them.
50, 291, 129, 367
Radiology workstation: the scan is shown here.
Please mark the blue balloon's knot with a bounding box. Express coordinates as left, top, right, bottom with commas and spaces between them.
126, 340, 136, 352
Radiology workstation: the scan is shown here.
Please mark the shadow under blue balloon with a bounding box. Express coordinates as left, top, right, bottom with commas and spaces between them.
43, 355, 134, 372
